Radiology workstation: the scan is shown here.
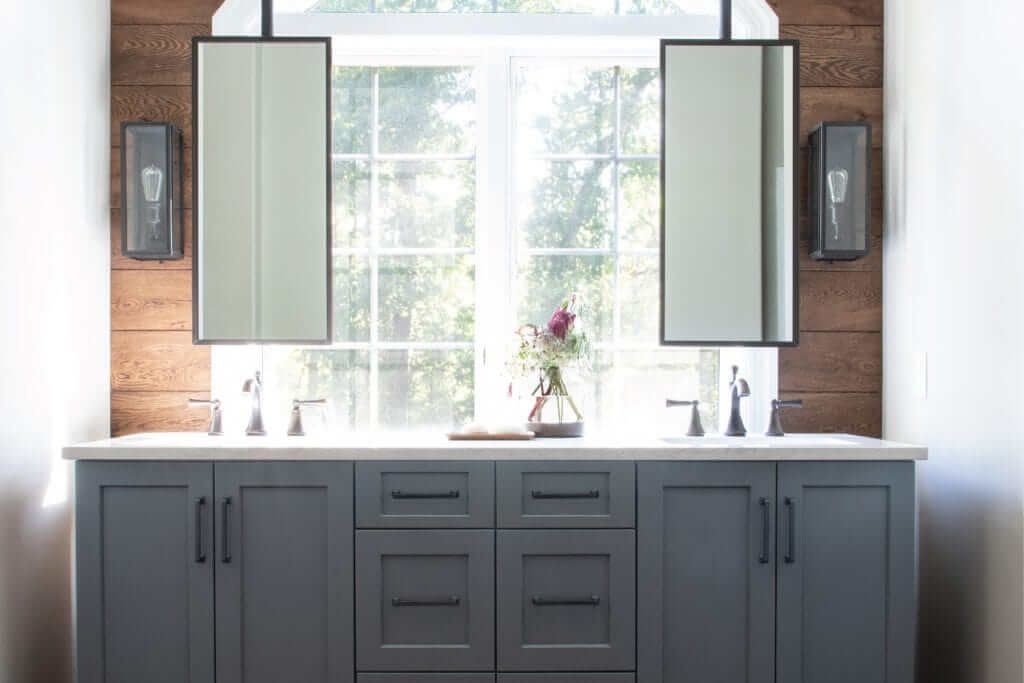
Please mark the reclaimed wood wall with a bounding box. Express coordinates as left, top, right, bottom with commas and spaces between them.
108, 0, 884, 436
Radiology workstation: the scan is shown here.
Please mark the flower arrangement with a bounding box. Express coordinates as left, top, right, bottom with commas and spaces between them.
508, 294, 590, 429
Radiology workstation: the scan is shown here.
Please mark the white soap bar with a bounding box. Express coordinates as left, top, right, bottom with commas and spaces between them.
491, 423, 528, 435
461, 422, 489, 435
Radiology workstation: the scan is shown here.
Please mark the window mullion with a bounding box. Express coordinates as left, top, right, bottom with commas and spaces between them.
369, 68, 381, 429
612, 65, 623, 364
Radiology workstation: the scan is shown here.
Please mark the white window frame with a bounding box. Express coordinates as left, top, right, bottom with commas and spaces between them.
212, 1, 780, 434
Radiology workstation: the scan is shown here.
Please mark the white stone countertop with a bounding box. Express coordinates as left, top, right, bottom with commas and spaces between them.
64, 432, 927, 461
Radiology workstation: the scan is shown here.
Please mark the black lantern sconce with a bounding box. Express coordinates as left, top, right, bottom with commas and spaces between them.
120, 122, 184, 260
808, 122, 871, 260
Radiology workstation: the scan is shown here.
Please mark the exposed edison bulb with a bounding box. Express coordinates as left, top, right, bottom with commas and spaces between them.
826, 167, 849, 241
141, 165, 164, 239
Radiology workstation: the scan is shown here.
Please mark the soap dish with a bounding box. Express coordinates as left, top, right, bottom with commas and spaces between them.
446, 431, 535, 441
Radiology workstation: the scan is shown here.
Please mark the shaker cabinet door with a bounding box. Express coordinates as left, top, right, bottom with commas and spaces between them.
214, 462, 354, 683
776, 462, 916, 683
75, 461, 215, 683
637, 461, 776, 683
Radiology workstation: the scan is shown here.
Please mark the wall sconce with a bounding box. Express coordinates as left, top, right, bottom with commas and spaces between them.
808, 122, 871, 260
121, 122, 184, 260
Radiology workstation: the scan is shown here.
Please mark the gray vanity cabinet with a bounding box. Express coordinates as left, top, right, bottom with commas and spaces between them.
213, 462, 355, 683
75, 461, 215, 683
637, 462, 776, 683
776, 462, 916, 683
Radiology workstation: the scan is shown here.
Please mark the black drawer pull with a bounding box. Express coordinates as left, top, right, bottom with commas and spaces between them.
531, 595, 601, 606
390, 489, 460, 500
784, 497, 796, 564
194, 496, 206, 563
530, 489, 600, 500
758, 497, 770, 564
221, 497, 232, 563
391, 596, 461, 607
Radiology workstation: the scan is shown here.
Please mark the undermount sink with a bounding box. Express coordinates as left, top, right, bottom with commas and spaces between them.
660, 434, 853, 447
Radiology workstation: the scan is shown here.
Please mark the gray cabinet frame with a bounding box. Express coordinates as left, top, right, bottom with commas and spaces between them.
776, 461, 916, 683
496, 461, 635, 528
637, 461, 776, 683
75, 461, 215, 683
356, 461, 495, 528
213, 461, 354, 683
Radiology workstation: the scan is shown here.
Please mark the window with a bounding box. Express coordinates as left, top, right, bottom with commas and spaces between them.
213, 1, 779, 433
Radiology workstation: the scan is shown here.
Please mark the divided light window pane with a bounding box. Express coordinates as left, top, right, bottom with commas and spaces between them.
265, 65, 477, 430
512, 61, 719, 427
307, 0, 718, 15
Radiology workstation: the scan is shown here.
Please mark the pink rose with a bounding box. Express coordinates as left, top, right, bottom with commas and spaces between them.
546, 308, 575, 340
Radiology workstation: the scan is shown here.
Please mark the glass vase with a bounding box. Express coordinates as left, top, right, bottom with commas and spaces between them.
525, 367, 584, 438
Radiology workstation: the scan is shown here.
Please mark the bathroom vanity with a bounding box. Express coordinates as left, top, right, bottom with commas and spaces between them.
66, 434, 923, 683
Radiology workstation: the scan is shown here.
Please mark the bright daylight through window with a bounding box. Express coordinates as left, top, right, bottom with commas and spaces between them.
213, 0, 778, 433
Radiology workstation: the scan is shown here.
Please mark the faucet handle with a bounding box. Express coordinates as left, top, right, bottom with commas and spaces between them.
666, 399, 705, 437
766, 399, 803, 437
288, 399, 328, 436
188, 398, 223, 436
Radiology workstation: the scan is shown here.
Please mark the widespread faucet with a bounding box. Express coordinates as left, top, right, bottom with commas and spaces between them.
242, 371, 266, 436
724, 365, 751, 437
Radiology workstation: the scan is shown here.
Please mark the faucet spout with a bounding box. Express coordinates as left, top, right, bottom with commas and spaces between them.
724, 365, 750, 437
242, 370, 266, 436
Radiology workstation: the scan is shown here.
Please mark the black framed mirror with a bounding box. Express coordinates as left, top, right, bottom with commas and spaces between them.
660, 39, 799, 347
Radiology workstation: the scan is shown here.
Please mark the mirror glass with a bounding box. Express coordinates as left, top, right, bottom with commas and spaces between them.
661, 40, 797, 346
194, 38, 330, 343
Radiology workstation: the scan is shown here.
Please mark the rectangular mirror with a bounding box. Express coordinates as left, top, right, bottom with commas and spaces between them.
193, 37, 331, 344
660, 39, 799, 346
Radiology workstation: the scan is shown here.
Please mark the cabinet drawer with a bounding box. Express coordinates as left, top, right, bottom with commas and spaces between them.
497, 529, 636, 672
499, 676, 634, 683
496, 462, 634, 528
360, 676, 494, 683
356, 530, 495, 671
356, 461, 494, 528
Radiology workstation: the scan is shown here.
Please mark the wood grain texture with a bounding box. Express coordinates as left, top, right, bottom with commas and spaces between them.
111, 209, 193, 270
112, 86, 192, 146
111, 331, 209, 391
112, 24, 207, 86
800, 87, 882, 146
111, 147, 192, 208
779, 332, 881, 393
112, 0, 220, 25
784, 25, 882, 87
112, 270, 193, 330
778, 392, 881, 437
111, 391, 209, 436
768, 0, 882, 26
799, 270, 881, 332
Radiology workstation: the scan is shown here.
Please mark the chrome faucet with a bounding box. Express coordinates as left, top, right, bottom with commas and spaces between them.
242, 371, 266, 436
724, 365, 751, 437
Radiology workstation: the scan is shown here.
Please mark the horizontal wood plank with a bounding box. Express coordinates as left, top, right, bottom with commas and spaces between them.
800, 270, 881, 332
112, 146, 192, 209
770, 0, 883, 26
112, 24, 207, 86
111, 209, 193, 270
778, 391, 881, 437
112, 86, 192, 146
799, 236, 882, 271
800, 87, 882, 147
112, 0, 218, 25
111, 330, 209, 391
112, 270, 193, 330
784, 25, 882, 88
111, 390, 209, 436
779, 331, 881, 392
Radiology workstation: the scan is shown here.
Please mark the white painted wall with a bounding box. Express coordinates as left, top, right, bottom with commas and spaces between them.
884, 1, 1024, 680
0, 1, 110, 681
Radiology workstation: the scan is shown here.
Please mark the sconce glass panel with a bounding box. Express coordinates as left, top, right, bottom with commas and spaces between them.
121, 122, 184, 260
808, 122, 871, 260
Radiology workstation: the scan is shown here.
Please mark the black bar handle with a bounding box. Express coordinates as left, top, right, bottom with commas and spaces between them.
784, 497, 796, 564
531, 595, 601, 606
195, 497, 206, 563
390, 489, 460, 500
391, 596, 461, 607
530, 490, 600, 500
758, 497, 770, 564
221, 497, 232, 563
